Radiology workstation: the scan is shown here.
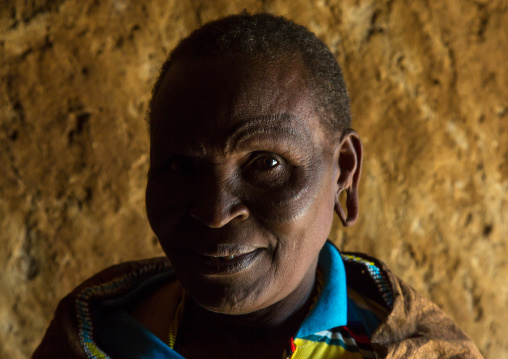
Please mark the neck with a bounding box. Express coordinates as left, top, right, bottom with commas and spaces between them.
180, 269, 318, 344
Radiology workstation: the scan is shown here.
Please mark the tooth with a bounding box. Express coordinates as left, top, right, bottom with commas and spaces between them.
226, 255, 235, 260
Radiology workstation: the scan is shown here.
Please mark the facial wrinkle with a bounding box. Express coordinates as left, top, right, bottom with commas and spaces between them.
245, 161, 324, 225
224, 114, 311, 154
249, 183, 316, 224
232, 127, 310, 155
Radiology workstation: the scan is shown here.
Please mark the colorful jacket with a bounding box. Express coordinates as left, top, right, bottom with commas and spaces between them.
33, 242, 483, 358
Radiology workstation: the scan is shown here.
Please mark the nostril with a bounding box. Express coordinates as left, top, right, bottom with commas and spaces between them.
230, 203, 250, 221
190, 175, 250, 228
189, 201, 250, 228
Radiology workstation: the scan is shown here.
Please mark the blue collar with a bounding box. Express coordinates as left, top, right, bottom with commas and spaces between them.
295, 241, 348, 338
91, 241, 347, 358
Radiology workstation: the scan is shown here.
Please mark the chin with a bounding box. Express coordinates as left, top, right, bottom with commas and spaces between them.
185, 277, 272, 315
200, 301, 253, 315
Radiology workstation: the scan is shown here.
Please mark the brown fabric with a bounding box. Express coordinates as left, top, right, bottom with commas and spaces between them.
32, 255, 483, 358
369, 259, 483, 359
32, 257, 171, 359
32, 293, 85, 359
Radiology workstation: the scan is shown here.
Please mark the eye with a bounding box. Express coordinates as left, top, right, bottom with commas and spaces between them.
166, 156, 195, 173
242, 152, 290, 189
251, 155, 280, 170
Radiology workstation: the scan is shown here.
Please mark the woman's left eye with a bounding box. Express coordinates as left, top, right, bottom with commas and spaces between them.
251, 155, 280, 170
242, 153, 290, 189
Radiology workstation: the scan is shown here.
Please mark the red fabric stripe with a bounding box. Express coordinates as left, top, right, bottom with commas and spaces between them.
341, 326, 370, 344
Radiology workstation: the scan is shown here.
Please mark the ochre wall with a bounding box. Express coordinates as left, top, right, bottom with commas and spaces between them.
1, 1, 507, 358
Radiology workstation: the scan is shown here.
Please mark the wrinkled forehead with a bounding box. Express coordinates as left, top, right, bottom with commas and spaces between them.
149, 57, 320, 136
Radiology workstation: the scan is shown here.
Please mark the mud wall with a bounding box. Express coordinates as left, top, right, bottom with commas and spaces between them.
1, 1, 507, 358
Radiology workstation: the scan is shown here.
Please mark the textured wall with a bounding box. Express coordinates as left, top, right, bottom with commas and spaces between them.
1, 0, 507, 358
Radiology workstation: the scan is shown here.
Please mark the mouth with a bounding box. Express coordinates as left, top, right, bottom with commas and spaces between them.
191, 247, 263, 275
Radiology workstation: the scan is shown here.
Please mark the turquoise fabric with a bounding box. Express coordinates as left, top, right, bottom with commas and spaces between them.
295, 241, 348, 338
95, 308, 184, 359
93, 241, 369, 358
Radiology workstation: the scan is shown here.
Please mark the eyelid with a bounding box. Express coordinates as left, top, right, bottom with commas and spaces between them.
246, 151, 285, 167
161, 155, 197, 173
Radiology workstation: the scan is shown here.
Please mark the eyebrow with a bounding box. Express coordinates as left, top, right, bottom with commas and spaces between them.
224, 114, 311, 153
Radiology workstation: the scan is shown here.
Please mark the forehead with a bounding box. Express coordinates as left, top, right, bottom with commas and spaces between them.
150, 57, 325, 150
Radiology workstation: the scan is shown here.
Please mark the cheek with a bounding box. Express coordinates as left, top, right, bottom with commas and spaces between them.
248, 164, 331, 224
145, 174, 188, 238
145, 178, 158, 228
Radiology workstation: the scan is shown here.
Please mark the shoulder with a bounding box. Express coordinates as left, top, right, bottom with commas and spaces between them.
340, 251, 483, 358
341, 251, 395, 311
32, 257, 174, 359
71, 257, 172, 295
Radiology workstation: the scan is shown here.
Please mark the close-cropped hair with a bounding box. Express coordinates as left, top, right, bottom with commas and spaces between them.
148, 12, 352, 136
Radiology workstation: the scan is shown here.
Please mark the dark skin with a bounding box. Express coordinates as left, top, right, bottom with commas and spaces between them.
139, 56, 363, 358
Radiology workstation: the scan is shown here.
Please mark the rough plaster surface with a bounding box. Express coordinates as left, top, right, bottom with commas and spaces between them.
1, 1, 507, 358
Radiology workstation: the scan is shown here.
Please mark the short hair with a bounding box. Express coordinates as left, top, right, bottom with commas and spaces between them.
148, 13, 352, 136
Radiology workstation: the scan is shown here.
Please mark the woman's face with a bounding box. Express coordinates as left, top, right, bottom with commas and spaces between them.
146, 57, 341, 315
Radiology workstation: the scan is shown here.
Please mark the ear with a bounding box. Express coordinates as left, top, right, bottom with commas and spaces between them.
334, 129, 363, 227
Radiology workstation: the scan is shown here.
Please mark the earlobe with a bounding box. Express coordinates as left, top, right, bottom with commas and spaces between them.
334, 129, 363, 227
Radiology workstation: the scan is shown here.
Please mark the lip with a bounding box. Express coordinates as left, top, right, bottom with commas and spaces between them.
190, 248, 263, 275
195, 244, 260, 257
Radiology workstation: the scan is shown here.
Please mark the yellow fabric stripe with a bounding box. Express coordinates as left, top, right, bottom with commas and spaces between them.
341, 254, 375, 266
291, 338, 363, 359
85, 342, 108, 359
167, 290, 186, 349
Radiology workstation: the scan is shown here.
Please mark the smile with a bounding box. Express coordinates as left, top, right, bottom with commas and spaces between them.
192, 248, 262, 275
205, 250, 257, 261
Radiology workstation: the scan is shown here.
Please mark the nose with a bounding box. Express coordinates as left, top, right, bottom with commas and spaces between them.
189, 176, 250, 228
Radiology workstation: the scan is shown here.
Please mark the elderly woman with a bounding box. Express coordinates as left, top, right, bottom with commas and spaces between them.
34, 13, 482, 359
